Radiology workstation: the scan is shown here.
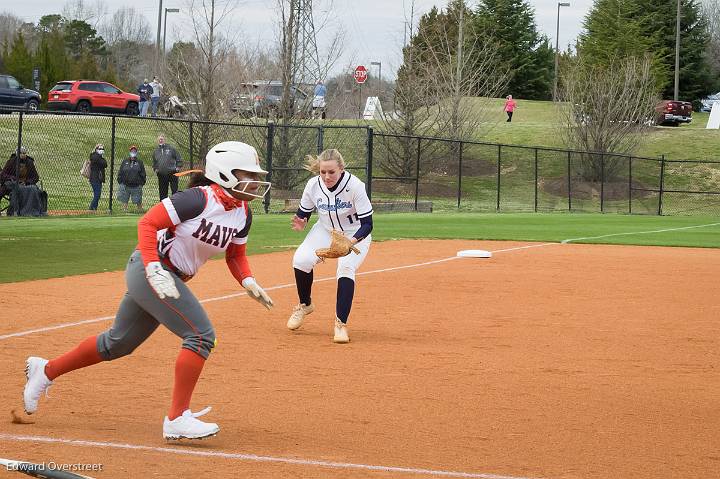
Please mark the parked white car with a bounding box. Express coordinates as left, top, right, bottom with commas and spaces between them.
700, 92, 720, 112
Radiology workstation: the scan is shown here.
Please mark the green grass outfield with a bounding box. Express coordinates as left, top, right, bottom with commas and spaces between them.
2, 212, 719, 283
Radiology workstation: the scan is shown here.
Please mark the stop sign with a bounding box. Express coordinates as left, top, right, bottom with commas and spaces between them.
354, 65, 368, 84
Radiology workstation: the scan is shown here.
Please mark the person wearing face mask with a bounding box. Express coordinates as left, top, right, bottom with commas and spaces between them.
88, 143, 108, 211
287, 148, 374, 343
117, 145, 147, 212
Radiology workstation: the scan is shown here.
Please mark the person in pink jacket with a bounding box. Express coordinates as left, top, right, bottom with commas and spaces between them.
504, 95, 517, 122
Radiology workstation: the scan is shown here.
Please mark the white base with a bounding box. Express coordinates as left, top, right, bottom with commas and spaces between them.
456, 249, 492, 258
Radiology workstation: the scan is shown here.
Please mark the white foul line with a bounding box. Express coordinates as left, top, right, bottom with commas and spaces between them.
561, 222, 720, 244
0, 434, 541, 479
0, 243, 547, 342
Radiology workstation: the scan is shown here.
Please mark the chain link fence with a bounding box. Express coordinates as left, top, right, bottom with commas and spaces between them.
1, 110, 719, 216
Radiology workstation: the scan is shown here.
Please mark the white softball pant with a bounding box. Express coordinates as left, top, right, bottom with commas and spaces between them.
293, 222, 371, 280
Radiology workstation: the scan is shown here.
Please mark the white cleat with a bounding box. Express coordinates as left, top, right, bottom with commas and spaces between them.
163, 407, 219, 440
333, 318, 350, 344
287, 303, 314, 330
23, 357, 53, 415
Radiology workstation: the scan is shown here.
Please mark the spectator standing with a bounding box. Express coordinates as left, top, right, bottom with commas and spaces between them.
312, 80, 327, 119
0, 146, 39, 198
117, 145, 147, 212
137, 79, 153, 117
150, 77, 163, 117
152, 135, 183, 200
88, 144, 108, 211
504, 95, 517, 122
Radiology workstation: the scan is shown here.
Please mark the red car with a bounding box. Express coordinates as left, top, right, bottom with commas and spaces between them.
655, 100, 692, 126
47, 80, 140, 115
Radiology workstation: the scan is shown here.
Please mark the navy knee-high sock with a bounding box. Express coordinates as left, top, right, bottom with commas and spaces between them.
336, 277, 355, 324
294, 268, 313, 306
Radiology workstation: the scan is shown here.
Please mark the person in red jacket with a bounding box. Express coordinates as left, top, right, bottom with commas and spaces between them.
21, 141, 273, 441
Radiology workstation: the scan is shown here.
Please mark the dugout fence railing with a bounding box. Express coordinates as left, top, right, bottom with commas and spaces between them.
1, 109, 719, 215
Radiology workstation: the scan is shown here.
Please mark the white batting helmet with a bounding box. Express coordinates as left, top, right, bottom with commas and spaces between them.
204, 141, 270, 198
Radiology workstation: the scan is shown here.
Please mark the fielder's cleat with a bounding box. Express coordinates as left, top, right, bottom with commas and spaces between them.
23, 357, 53, 415
333, 318, 350, 344
287, 303, 314, 330
163, 407, 219, 440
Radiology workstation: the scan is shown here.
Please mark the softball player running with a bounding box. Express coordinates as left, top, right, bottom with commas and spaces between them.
22, 141, 274, 440
287, 149, 373, 343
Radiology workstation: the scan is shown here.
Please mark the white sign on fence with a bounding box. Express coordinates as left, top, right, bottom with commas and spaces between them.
706, 102, 720, 129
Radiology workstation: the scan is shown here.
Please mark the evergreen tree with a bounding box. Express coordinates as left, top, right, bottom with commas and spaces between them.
471, 0, 553, 99
34, 15, 69, 100
5, 32, 33, 85
579, 0, 713, 101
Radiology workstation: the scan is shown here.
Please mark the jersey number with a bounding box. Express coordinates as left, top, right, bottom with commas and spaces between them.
346, 213, 359, 224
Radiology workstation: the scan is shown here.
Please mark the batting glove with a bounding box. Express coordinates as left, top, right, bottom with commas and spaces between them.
145, 262, 180, 299
242, 277, 274, 310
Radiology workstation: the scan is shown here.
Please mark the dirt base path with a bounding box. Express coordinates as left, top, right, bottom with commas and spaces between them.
0, 240, 717, 479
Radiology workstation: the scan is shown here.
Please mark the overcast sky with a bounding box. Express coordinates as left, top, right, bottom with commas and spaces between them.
8, 0, 595, 78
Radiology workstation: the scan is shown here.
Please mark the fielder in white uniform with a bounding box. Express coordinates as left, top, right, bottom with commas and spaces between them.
287, 149, 373, 343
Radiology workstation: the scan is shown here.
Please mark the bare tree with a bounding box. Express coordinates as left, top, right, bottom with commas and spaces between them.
0, 12, 24, 50
98, 7, 151, 45
419, 1, 508, 145
164, 0, 238, 159
558, 55, 660, 181
62, 0, 108, 28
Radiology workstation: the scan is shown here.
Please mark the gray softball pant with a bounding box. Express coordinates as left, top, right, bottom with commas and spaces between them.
96, 250, 216, 361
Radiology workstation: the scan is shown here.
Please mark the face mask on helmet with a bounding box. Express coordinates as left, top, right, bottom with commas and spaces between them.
204, 141, 271, 199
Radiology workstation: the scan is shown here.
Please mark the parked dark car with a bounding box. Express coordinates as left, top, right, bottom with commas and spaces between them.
47, 80, 140, 115
0, 74, 41, 111
655, 100, 692, 126
231, 80, 311, 118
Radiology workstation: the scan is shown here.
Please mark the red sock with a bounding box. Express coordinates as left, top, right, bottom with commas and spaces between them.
168, 348, 206, 420
44, 335, 104, 381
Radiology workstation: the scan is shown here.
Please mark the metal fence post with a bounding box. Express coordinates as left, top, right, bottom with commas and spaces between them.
600, 153, 605, 213
415, 137, 421, 211
188, 121, 194, 170
628, 156, 633, 214
366, 126, 373, 200
496, 145, 501, 211
264, 121, 275, 214
15, 111, 24, 182
457, 141, 463, 209
567, 151, 572, 212
658, 155, 666, 216
317, 126, 324, 155
109, 116, 116, 212
534, 148, 539, 212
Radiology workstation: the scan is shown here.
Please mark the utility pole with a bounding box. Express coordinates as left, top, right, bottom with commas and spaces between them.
155, 0, 163, 75
674, 0, 681, 100
553, 2, 570, 102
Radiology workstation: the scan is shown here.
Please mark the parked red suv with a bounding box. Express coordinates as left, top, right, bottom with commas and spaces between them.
47, 80, 140, 115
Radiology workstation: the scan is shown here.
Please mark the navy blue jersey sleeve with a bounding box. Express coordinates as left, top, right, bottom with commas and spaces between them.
235, 208, 253, 239
167, 187, 206, 222
353, 214, 373, 241
295, 208, 312, 220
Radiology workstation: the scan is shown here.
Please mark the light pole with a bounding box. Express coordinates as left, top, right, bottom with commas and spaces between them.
163, 8, 180, 58
370, 61, 381, 99
553, 2, 570, 102
154, 0, 163, 75
674, 0, 681, 101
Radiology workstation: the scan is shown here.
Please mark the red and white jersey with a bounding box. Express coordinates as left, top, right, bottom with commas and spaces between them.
298, 172, 373, 233
154, 185, 251, 276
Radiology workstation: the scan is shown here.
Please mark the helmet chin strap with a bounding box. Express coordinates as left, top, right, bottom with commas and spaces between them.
231, 180, 271, 199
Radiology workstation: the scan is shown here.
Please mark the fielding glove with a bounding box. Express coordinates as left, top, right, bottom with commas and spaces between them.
145, 261, 180, 299
242, 277, 274, 310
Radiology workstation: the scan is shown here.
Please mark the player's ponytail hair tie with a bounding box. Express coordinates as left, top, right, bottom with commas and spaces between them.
303, 148, 346, 174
